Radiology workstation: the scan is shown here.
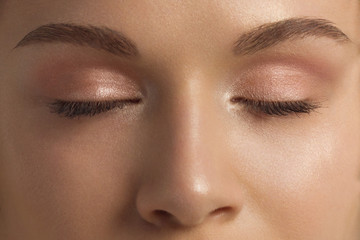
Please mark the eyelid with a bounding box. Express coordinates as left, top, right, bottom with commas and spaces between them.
228, 60, 328, 103
32, 63, 145, 101
48, 98, 142, 119
230, 97, 322, 117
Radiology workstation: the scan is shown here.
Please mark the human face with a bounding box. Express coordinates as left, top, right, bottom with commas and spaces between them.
0, 0, 359, 239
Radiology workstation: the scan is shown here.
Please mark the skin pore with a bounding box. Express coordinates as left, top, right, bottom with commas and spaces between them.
0, 0, 360, 239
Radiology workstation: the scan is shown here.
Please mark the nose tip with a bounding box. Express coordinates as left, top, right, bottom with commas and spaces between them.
135, 176, 242, 228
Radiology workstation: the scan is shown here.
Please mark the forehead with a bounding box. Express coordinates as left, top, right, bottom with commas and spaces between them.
2, 0, 358, 34
4, 0, 357, 23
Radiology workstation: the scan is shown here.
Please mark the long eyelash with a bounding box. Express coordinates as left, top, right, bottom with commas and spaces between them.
49, 97, 320, 119
230, 97, 321, 116
48, 99, 141, 118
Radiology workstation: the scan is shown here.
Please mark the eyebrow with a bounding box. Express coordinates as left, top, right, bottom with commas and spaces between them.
14, 17, 351, 59
13, 23, 139, 58
232, 17, 351, 55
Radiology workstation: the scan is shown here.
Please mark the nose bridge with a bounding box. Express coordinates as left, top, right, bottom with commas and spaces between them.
167, 71, 214, 165
144, 71, 214, 201
164, 71, 217, 197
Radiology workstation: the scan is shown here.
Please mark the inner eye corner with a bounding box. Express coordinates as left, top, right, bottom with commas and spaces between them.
133, 97, 143, 103
229, 96, 243, 103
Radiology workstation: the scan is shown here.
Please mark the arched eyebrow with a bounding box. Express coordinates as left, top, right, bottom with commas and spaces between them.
232, 17, 351, 55
13, 23, 140, 58
13, 17, 351, 59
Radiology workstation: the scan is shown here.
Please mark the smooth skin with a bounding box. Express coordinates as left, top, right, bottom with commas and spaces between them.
0, 0, 360, 239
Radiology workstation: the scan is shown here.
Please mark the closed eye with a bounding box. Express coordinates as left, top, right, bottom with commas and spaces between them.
48, 98, 142, 119
48, 97, 321, 119
230, 97, 321, 117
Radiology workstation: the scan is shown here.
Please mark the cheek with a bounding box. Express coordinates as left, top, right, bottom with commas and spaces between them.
229, 112, 360, 238
0, 102, 142, 236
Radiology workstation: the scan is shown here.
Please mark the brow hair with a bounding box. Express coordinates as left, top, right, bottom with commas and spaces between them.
14, 23, 139, 58
233, 17, 351, 55
14, 18, 351, 59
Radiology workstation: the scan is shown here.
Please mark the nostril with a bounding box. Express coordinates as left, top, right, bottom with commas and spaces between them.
154, 209, 172, 218
147, 207, 237, 227
152, 210, 178, 226
210, 206, 233, 217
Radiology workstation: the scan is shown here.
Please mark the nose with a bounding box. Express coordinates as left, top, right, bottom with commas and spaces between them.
135, 78, 243, 228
